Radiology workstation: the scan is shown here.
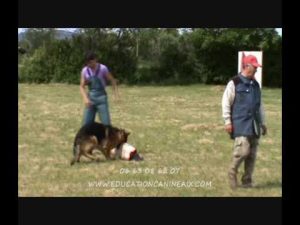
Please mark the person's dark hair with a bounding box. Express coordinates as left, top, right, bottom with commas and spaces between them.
85, 52, 97, 62
18, 46, 26, 54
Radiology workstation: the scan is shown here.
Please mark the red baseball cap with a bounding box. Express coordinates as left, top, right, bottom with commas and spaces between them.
243, 55, 262, 68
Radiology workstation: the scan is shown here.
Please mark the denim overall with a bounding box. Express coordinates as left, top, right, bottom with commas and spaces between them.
82, 64, 111, 125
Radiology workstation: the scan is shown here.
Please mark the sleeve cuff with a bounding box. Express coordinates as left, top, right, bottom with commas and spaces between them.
224, 118, 232, 125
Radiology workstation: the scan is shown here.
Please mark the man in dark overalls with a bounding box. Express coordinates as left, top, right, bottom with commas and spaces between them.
80, 52, 119, 125
222, 55, 267, 189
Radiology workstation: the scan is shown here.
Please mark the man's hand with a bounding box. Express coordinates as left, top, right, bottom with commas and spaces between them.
225, 124, 233, 134
112, 87, 120, 102
84, 98, 92, 108
261, 124, 267, 136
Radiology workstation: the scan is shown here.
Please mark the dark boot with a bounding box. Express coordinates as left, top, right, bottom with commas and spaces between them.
241, 175, 253, 188
228, 171, 238, 190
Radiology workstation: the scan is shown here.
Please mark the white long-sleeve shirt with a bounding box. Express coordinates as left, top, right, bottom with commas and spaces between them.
222, 80, 266, 125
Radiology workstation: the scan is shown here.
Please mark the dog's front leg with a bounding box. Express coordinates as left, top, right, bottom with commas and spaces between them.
83, 152, 100, 162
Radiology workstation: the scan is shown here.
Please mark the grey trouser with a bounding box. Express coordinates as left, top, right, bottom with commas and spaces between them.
229, 136, 259, 184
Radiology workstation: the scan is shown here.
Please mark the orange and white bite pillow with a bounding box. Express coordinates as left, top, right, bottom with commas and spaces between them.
110, 143, 138, 160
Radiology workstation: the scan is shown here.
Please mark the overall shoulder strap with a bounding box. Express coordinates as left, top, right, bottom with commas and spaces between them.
95, 64, 101, 76
86, 67, 92, 78
232, 74, 242, 87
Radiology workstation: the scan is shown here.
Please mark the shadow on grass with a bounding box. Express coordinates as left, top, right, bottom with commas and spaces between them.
73, 159, 112, 165
253, 180, 282, 189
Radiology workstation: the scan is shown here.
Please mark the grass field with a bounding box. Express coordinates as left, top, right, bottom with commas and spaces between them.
18, 83, 282, 196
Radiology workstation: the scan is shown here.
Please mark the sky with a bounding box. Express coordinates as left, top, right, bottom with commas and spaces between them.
18, 28, 77, 33
18, 28, 283, 36
276, 28, 282, 36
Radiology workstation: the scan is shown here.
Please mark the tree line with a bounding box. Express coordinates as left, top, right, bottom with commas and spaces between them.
18, 28, 282, 87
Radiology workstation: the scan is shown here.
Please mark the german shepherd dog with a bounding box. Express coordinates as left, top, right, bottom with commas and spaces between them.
70, 122, 130, 165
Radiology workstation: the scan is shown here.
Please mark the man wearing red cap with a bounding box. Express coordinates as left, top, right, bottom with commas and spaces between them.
222, 54, 267, 189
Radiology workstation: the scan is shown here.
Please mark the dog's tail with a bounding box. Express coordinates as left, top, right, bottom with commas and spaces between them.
72, 139, 77, 156
70, 138, 80, 166
70, 144, 80, 166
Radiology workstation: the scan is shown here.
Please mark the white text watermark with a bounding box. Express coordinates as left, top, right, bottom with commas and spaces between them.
88, 180, 213, 189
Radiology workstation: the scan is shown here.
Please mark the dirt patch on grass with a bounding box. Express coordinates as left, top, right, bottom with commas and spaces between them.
181, 123, 224, 131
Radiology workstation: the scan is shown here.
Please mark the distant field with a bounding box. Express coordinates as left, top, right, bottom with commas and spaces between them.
18, 84, 282, 196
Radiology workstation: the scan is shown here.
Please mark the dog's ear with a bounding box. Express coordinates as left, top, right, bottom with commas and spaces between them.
117, 130, 125, 139
105, 128, 109, 138
125, 131, 130, 136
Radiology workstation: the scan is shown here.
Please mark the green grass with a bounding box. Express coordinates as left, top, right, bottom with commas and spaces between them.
18, 83, 282, 196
